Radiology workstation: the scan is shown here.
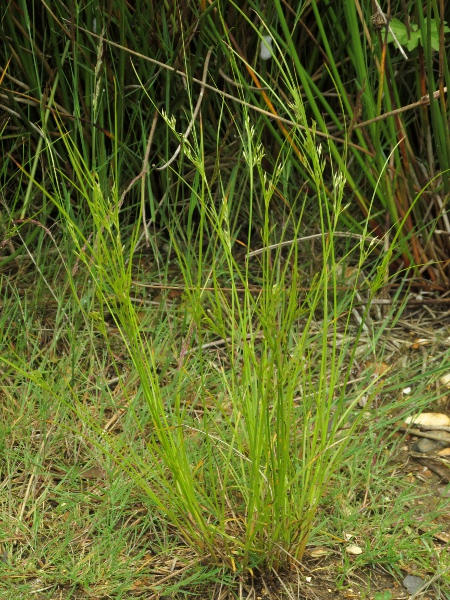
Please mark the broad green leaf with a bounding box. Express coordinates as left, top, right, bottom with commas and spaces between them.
387, 17, 450, 52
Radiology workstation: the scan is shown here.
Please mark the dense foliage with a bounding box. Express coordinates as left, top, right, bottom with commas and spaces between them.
1, 1, 449, 282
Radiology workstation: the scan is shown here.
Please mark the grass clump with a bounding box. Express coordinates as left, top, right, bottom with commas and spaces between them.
3, 88, 448, 582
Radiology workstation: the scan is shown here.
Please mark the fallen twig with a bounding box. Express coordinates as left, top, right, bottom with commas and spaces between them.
247, 232, 382, 259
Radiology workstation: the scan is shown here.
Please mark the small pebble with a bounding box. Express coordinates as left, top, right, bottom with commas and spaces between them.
412, 438, 448, 453
437, 486, 450, 498
345, 544, 363, 555
403, 574, 425, 594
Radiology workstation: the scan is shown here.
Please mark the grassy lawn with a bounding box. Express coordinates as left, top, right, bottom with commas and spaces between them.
1, 208, 449, 597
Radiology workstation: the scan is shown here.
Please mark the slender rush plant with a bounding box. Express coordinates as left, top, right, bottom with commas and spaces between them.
2, 80, 404, 571
1, 0, 449, 579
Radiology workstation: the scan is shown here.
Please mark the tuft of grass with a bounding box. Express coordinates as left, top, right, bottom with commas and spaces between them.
3, 78, 449, 578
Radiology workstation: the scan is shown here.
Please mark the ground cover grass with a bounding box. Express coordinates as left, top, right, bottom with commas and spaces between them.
1, 127, 450, 595
1, 220, 450, 598
1, 1, 450, 598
